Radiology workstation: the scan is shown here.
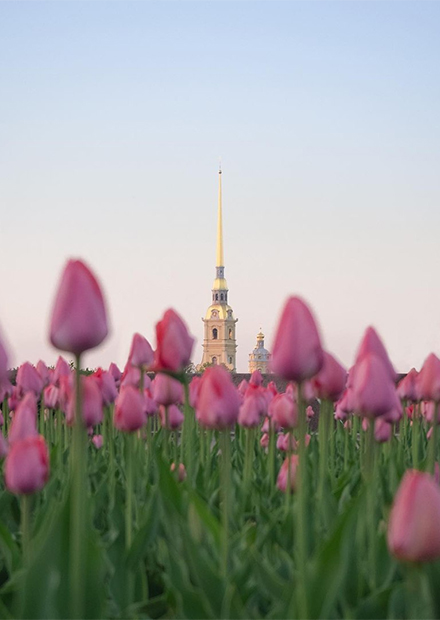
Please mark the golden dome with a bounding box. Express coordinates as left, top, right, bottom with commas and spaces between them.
204, 303, 234, 321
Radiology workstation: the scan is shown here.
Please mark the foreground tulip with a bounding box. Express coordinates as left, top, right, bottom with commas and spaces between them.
196, 365, 240, 429
155, 309, 194, 372
49, 259, 109, 355
114, 385, 147, 432
388, 470, 440, 563
5, 435, 49, 495
271, 296, 324, 382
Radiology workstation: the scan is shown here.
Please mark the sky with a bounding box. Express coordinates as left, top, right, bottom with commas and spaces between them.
1, 0, 440, 373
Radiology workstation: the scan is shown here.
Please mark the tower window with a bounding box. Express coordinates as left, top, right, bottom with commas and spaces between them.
215, 294, 218, 301
212, 357, 217, 365
228, 328, 232, 339
212, 328, 218, 340
229, 357, 232, 364
220, 293, 224, 301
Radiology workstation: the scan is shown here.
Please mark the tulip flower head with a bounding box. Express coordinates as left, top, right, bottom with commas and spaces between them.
271, 296, 324, 382
5, 435, 49, 495
155, 309, 194, 373
388, 470, 440, 563
196, 365, 240, 429
49, 259, 109, 356
114, 385, 147, 432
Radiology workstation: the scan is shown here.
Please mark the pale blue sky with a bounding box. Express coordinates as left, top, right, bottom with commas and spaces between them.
1, 1, 439, 372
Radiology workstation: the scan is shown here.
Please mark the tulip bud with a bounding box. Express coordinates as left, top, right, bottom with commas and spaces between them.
92, 434, 103, 449
114, 385, 147, 432
128, 333, 154, 370
277, 454, 299, 493
155, 308, 194, 372
8, 393, 38, 445
388, 470, 440, 562
159, 404, 184, 430
271, 296, 324, 382
16, 362, 44, 396
151, 373, 184, 407
196, 366, 240, 429
49, 259, 109, 355
5, 435, 49, 495
269, 393, 298, 430
312, 351, 347, 401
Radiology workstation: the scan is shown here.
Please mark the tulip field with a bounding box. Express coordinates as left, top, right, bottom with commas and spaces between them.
2, 260, 440, 619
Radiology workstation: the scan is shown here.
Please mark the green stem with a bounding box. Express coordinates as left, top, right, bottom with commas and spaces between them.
70, 354, 86, 620
412, 405, 420, 470
426, 403, 438, 475
21, 494, 31, 567
365, 420, 377, 590
268, 423, 276, 489
220, 430, 231, 579
296, 383, 309, 618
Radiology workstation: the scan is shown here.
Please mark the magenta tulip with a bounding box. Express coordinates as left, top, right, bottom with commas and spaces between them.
49, 259, 109, 356
16, 362, 44, 396
351, 353, 399, 418
5, 435, 49, 495
8, 393, 38, 444
151, 373, 183, 407
114, 385, 147, 432
312, 351, 347, 401
269, 393, 298, 430
354, 326, 396, 381
155, 308, 194, 372
418, 354, 440, 402
388, 469, 440, 562
271, 296, 324, 382
128, 333, 154, 370
196, 366, 240, 429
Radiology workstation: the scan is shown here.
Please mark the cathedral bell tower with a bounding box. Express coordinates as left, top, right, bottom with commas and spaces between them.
200, 167, 238, 371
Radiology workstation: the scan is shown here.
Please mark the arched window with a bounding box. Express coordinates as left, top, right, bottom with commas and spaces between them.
215, 294, 218, 301
220, 293, 224, 301
212, 328, 218, 340
229, 356, 232, 364
228, 328, 232, 339
212, 357, 217, 365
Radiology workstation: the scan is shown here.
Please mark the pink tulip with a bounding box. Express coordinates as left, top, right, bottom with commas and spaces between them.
249, 370, 263, 387
143, 389, 158, 417
418, 354, 440, 402
128, 333, 154, 370
0, 379, 13, 403
5, 435, 49, 495
381, 402, 402, 424
44, 385, 60, 410
260, 433, 269, 449
306, 405, 315, 420
374, 418, 392, 443
269, 393, 298, 429
58, 375, 73, 413
276, 432, 297, 452
189, 376, 201, 408
351, 353, 399, 418
8, 387, 21, 413
92, 368, 118, 406
237, 379, 249, 398
16, 362, 44, 396
8, 393, 38, 444
52, 356, 71, 386
108, 362, 122, 387
66, 375, 103, 427
354, 326, 396, 382
396, 368, 419, 402
114, 385, 147, 432
36, 360, 50, 388
277, 454, 299, 493
151, 373, 183, 407
159, 404, 184, 430
196, 366, 240, 429
261, 416, 281, 433
238, 393, 262, 428
92, 434, 103, 449
154, 309, 194, 372
271, 296, 324, 382
170, 462, 187, 482
49, 259, 109, 355
388, 470, 440, 563
312, 351, 347, 401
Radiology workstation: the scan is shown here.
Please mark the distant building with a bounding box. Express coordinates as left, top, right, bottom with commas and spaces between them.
248, 329, 271, 374
200, 167, 238, 371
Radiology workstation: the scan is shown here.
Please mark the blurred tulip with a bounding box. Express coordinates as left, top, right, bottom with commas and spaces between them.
354, 326, 396, 382
189, 376, 201, 408
388, 469, 440, 562
238, 393, 262, 428
114, 385, 147, 432
66, 375, 103, 428
249, 370, 263, 387
128, 333, 154, 370
151, 373, 183, 406
260, 433, 269, 449
44, 385, 60, 410
16, 362, 44, 396
159, 404, 184, 430
312, 351, 347, 401
0, 379, 13, 402
5, 435, 49, 495
49, 259, 109, 355
155, 309, 194, 372
8, 393, 38, 444
53, 356, 71, 386
196, 366, 240, 429
92, 435, 103, 449
92, 368, 118, 406
108, 362, 122, 387
269, 393, 298, 429
143, 389, 158, 417
396, 368, 419, 402
277, 454, 299, 493
351, 353, 399, 418
374, 418, 392, 443
276, 432, 297, 452
0, 434, 8, 459
170, 462, 187, 482
306, 405, 315, 420
36, 360, 50, 388
418, 354, 440, 402
271, 296, 324, 382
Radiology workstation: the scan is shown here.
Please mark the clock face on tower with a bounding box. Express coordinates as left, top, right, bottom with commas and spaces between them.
211, 310, 218, 318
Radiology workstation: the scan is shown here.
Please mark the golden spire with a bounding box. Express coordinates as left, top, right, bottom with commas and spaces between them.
216, 163, 224, 267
